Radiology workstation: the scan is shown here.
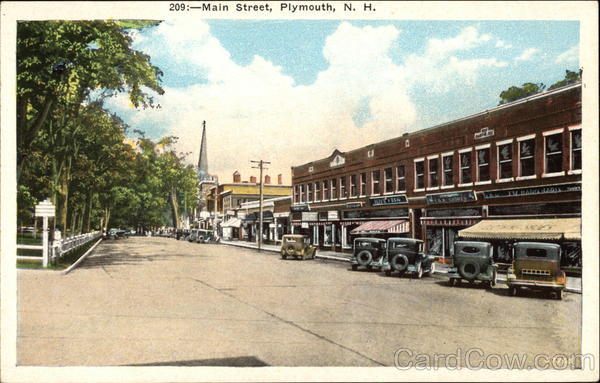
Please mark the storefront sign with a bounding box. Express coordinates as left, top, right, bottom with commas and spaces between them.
426, 190, 476, 205
291, 204, 310, 212
342, 208, 408, 220
489, 202, 581, 216
370, 194, 408, 207
483, 183, 581, 199
474, 127, 494, 140
427, 208, 481, 218
301, 222, 309, 229
302, 212, 318, 221
346, 202, 364, 209
327, 210, 339, 221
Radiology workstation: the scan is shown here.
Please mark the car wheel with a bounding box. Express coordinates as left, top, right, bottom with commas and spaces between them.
351, 265, 358, 271
390, 254, 409, 272
414, 263, 423, 279
553, 290, 563, 300
490, 268, 497, 288
426, 261, 435, 276
509, 286, 519, 296
458, 262, 480, 281
356, 250, 373, 266
282, 253, 287, 260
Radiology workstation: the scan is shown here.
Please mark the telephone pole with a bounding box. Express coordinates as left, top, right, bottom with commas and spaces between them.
251, 159, 270, 251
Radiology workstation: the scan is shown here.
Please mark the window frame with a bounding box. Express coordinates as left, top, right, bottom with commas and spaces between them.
307, 183, 313, 202
322, 180, 329, 201
496, 139, 514, 183
384, 167, 394, 194
542, 128, 566, 177
458, 148, 473, 187
350, 174, 357, 198
359, 172, 367, 197
441, 151, 454, 189
516, 134, 537, 180
330, 178, 337, 200
314, 182, 321, 202
426, 155, 440, 191
371, 170, 381, 195
568, 125, 582, 175
475, 144, 492, 185
396, 165, 406, 192
414, 158, 425, 192
339, 176, 347, 199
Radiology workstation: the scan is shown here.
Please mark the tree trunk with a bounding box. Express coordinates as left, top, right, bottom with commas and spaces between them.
17, 95, 55, 182
56, 158, 71, 233
170, 187, 180, 228
103, 208, 111, 233
83, 190, 94, 233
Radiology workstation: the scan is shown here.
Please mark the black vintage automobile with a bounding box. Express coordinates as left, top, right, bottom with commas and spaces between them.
382, 238, 435, 278
447, 241, 497, 288
351, 237, 387, 271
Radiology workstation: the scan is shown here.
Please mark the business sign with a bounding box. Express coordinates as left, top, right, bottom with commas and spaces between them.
346, 202, 364, 209
483, 183, 581, 199
302, 212, 319, 221
426, 190, 477, 205
370, 194, 408, 207
474, 127, 494, 140
291, 204, 310, 212
327, 210, 340, 221
342, 208, 408, 220
34, 199, 55, 217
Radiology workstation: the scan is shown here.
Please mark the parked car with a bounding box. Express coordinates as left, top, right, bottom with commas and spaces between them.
351, 237, 387, 271
280, 234, 317, 260
507, 242, 566, 299
447, 241, 497, 288
104, 228, 128, 240
383, 238, 435, 278
198, 229, 220, 243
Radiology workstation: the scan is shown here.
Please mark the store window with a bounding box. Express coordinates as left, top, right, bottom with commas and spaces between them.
384, 167, 393, 193
519, 138, 535, 177
428, 157, 439, 187
307, 183, 312, 202
340, 176, 347, 198
396, 165, 406, 191
498, 142, 513, 180
324, 225, 332, 245
315, 182, 320, 202
323, 180, 329, 201
570, 129, 582, 171
442, 154, 453, 186
350, 174, 357, 197
371, 170, 380, 195
330, 178, 337, 199
476, 147, 490, 182
460, 151, 472, 184
545, 132, 563, 174
360, 172, 367, 196
415, 160, 425, 190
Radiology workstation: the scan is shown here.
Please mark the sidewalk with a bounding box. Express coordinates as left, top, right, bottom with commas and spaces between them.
219, 240, 581, 294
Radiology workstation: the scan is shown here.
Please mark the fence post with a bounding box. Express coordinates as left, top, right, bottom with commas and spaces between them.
42, 216, 49, 267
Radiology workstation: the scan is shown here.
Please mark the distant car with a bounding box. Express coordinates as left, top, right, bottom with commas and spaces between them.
105, 229, 128, 240
507, 242, 566, 299
280, 234, 317, 260
383, 238, 435, 279
351, 237, 387, 271
447, 241, 497, 288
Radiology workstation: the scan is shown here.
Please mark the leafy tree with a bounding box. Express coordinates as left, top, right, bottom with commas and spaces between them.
499, 82, 546, 105
549, 69, 582, 90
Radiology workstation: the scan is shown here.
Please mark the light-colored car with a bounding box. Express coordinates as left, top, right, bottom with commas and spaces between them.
280, 235, 317, 260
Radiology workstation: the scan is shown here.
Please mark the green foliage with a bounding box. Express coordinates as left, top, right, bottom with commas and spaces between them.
499, 82, 545, 105
549, 69, 582, 90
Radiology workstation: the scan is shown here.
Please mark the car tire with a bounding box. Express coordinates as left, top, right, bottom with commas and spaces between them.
509, 286, 519, 296
351, 264, 358, 271
490, 268, 497, 288
281, 253, 287, 260
458, 262, 480, 280
553, 290, 563, 300
390, 254, 409, 272
356, 250, 373, 266
413, 263, 423, 279
426, 261, 436, 276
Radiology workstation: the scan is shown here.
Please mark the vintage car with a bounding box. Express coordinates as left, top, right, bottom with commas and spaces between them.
382, 238, 435, 278
280, 234, 317, 260
447, 241, 497, 288
507, 242, 566, 299
104, 228, 128, 240
188, 229, 220, 243
351, 237, 387, 271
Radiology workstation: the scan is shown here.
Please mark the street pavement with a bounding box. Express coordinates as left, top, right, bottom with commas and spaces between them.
18, 236, 581, 367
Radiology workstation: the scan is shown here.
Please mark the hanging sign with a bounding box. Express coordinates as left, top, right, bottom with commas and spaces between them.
35, 199, 55, 217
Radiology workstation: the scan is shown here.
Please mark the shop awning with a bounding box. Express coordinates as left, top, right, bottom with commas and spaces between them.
221, 218, 241, 228
350, 220, 409, 235
458, 218, 581, 240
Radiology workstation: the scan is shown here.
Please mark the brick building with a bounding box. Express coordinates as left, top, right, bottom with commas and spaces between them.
290, 83, 582, 267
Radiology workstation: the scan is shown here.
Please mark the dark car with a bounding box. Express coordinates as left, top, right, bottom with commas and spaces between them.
447, 241, 497, 288
507, 242, 566, 299
383, 238, 435, 278
351, 238, 387, 271
104, 228, 128, 240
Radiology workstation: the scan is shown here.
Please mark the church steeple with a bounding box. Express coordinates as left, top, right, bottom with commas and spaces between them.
197, 121, 209, 180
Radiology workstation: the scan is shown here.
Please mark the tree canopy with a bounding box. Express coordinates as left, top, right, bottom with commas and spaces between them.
498, 69, 582, 105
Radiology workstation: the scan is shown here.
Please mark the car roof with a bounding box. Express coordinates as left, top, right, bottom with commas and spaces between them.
388, 237, 423, 243
355, 237, 386, 242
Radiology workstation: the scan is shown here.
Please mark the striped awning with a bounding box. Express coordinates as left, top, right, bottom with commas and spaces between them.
350, 220, 409, 235
221, 218, 241, 228
458, 218, 581, 240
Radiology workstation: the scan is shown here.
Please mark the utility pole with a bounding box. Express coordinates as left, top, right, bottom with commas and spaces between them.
251, 159, 270, 251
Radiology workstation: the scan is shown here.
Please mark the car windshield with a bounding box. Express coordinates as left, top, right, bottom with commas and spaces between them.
285, 238, 299, 243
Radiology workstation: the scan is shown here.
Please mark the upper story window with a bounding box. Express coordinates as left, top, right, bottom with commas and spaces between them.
414, 160, 425, 190
322, 180, 329, 201
330, 178, 337, 199
340, 176, 347, 198
307, 183, 313, 202
350, 174, 357, 197
476, 146, 490, 182
518, 136, 536, 177
428, 157, 439, 188
442, 153, 454, 186
497, 141, 513, 180
459, 150, 472, 184
544, 130, 564, 175
384, 167, 393, 193
299, 184, 305, 203
294, 185, 299, 203
570, 128, 582, 172
396, 165, 406, 192
371, 170, 380, 195
315, 182, 321, 202
360, 172, 367, 196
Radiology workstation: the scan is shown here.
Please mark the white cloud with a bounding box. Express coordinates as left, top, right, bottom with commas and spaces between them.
106, 22, 507, 183
555, 45, 579, 64
495, 39, 513, 49
515, 48, 540, 62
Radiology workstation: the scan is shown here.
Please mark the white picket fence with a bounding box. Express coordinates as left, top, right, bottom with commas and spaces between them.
17, 231, 102, 267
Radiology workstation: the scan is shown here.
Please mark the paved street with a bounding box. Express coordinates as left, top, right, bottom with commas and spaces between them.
18, 237, 581, 367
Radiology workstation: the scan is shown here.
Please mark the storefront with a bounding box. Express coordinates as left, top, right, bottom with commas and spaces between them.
221, 217, 241, 240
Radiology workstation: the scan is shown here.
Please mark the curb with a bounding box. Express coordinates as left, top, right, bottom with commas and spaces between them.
62, 238, 103, 275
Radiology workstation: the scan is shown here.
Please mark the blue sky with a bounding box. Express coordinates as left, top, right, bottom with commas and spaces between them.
105, 20, 579, 183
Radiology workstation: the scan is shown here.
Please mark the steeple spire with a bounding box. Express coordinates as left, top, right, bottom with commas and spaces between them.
197, 121, 209, 180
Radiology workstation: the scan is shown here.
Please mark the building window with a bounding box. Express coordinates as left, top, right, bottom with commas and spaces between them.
307, 183, 312, 202
545, 132, 563, 174
384, 167, 393, 193
415, 160, 425, 190
519, 138, 535, 177
428, 157, 439, 187
322, 180, 328, 201
330, 178, 337, 199
497, 142, 513, 180
571, 129, 582, 171
340, 177, 347, 198
299, 184, 305, 203
396, 165, 406, 192
360, 172, 367, 196
371, 170, 380, 195
350, 174, 357, 197
294, 185, 299, 203
477, 147, 490, 182
460, 151, 472, 184
315, 182, 320, 202
442, 154, 453, 186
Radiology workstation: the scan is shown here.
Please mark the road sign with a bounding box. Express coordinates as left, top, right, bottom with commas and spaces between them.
35, 199, 55, 217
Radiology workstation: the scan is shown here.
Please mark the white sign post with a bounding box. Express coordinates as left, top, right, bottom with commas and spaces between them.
35, 199, 55, 267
